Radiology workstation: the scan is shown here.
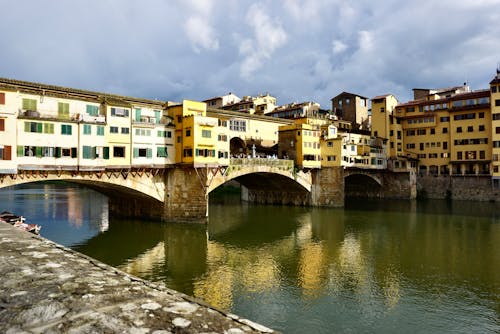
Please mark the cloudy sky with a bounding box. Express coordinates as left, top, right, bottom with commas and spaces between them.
1, 0, 499, 108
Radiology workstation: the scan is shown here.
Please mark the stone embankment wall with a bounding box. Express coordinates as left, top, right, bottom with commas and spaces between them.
0, 222, 276, 334
417, 175, 499, 201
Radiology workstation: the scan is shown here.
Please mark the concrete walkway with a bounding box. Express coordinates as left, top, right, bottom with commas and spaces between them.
0, 222, 276, 334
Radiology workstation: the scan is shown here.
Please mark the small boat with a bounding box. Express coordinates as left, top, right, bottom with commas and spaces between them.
0, 211, 25, 224
1, 211, 41, 235
13, 220, 42, 235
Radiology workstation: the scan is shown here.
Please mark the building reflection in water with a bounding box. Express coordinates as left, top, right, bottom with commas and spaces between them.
94, 197, 498, 331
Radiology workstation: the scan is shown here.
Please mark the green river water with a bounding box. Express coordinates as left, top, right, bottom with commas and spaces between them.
1, 183, 499, 333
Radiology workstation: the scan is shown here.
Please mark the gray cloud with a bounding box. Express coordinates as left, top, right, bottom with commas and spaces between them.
1, 0, 499, 108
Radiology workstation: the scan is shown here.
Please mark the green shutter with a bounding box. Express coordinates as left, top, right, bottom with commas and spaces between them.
86, 105, 99, 116
55, 147, 61, 158
71, 147, 77, 158
133, 148, 139, 158
147, 148, 152, 158
17, 146, 24, 157
83, 146, 91, 159
92, 147, 97, 159
103, 147, 109, 159
24, 122, 30, 132
37, 123, 43, 133
154, 110, 161, 123
22, 99, 37, 110
36, 146, 42, 157
58, 102, 70, 119
135, 109, 141, 122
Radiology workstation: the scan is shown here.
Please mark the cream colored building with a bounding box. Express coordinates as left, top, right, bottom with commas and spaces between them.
0, 89, 18, 173
16, 92, 80, 170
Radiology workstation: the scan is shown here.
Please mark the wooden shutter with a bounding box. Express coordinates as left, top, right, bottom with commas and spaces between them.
0, 118, 4, 131
71, 148, 77, 158
0, 93, 5, 105
4, 145, 11, 160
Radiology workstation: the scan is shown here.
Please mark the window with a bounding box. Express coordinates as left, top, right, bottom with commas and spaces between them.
496, 127, 500, 134
389, 130, 394, 137
110, 107, 129, 117
43, 123, 54, 134
229, 119, 246, 132
157, 146, 168, 158
480, 151, 485, 159
420, 143, 424, 151
121, 127, 130, 134
440, 116, 449, 122
443, 142, 448, 150
183, 148, 193, 157
406, 143, 415, 149
201, 129, 211, 138
58, 102, 70, 119
0, 145, 11, 160
479, 125, 485, 132
417, 129, 426, 135
82, 146, 93, 159
110, 126, 118, 134
430, 129, 435, 135
496, 99, 500, 107
86, 105, 99, 116
83, 124, 91, 135
113, 146, 125, 158
380, 107, 385, 113
61, 124, 72, 135
97, 126, 104, 136
154, 110, 161, 124
457, 127, 462, 133
134, 109, 142, 122
479, 112, 484, 119
457, 152, 462, 160
467, 126, 473, 132
22, 98, 37, 111
186, 129, 191, 137
0, 118, 4, 131
0, 93, 5, 104
134, 148, 152, 158
492, 86, 498, 93
443, 127, 448, 134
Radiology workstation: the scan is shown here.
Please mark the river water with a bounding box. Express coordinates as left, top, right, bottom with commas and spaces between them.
1, 182, 499, 333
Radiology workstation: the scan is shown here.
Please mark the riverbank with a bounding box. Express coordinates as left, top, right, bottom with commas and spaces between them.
0, 221, 276, 334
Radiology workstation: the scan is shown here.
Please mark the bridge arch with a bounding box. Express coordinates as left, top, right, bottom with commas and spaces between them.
0, 170, 166, 203
206, 159, 312, 194
230, 137, 247, 156
344, 172, 382, 198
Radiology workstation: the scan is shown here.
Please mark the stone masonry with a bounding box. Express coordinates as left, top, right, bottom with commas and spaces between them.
0, 222, 277, 334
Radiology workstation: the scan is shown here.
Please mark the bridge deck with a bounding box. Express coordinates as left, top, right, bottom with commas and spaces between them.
0, 222, 275, 333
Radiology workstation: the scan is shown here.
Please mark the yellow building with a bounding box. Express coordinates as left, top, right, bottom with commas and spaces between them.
371, 94, 409, 170
489, 70, 500, 184
396, 88, 491, 175
169, 100, 223, 167
105, 101, 132, 168
320, 124, 342, 167
278, 123, 321, 169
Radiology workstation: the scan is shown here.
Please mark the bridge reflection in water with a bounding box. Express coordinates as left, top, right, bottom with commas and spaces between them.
1, 183, 498, 333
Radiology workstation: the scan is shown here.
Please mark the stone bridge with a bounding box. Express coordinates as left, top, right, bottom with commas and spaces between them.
0, 160, 345, 222
343, 167, 416, 199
